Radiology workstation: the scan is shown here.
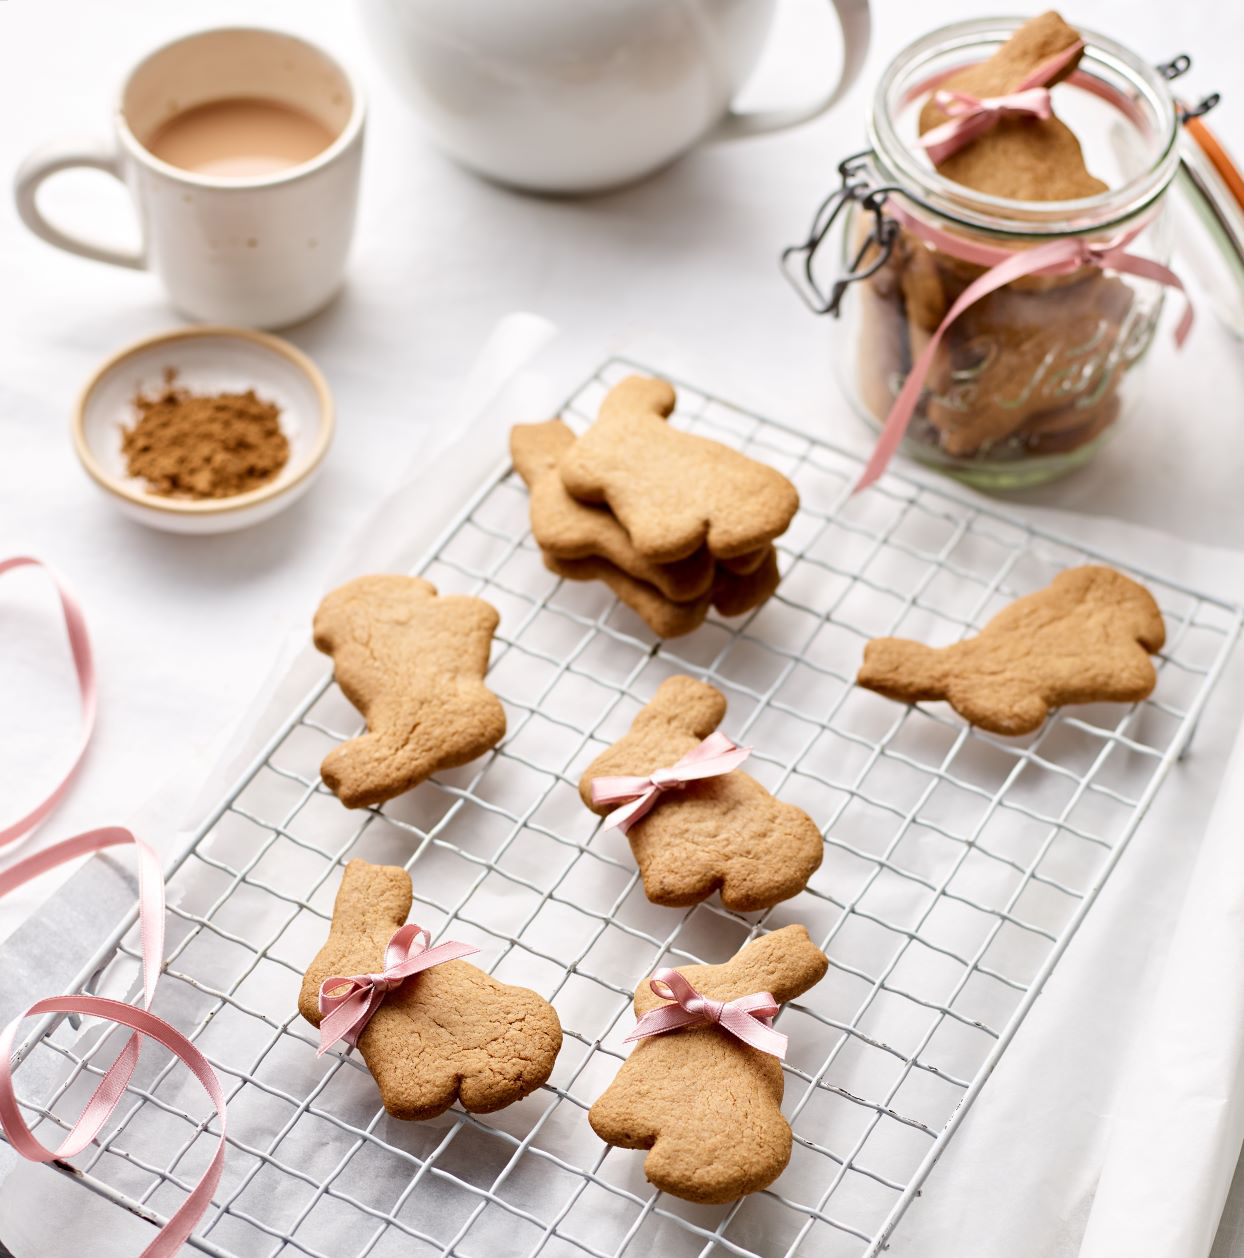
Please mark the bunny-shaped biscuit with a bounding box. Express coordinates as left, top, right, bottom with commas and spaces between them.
313, 575, 506, 808
918, 11, 1105, 201
558, 376, 799, 563
924, 272, 1135, 455
511, 419, 716, 601
580, 676, 822, 910
300, 860, 561, 1119
545, 545, 780, 639
858, 566, 1165, 735
589, 925, 828, 1203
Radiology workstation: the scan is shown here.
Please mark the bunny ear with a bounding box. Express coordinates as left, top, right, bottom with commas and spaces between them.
712, 926, 829, 1006
637, 676, 727, 740
328, 861, 413, 936
599, 376, 676, 425
510, 420, 573, 485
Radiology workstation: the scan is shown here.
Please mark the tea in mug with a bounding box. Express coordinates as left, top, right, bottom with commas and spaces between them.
147, 97, 336, 177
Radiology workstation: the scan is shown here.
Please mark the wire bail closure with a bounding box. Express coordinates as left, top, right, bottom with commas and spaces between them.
780, 150, 901, 317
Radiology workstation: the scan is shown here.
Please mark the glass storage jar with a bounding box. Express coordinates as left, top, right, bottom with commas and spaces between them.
784, 17, 1187, 490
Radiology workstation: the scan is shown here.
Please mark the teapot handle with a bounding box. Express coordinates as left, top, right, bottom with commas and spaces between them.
713, 0, 871, 141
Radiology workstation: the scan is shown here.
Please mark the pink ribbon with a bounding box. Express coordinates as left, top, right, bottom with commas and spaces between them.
921, 86, 1053, 165
0, 556, 96, 847
919, 40, 1084, 166
317, 924, 479, 1056
0, 827, 228, 1257
855, 203, 1193, 493
0, 559, 227, 1257
624, 968, 786, 1059
589, 731, 751, 834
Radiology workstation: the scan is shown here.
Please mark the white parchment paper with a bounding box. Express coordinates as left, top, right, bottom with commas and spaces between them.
1076, 716, 1244, 1258
4, 331, 1244, 1258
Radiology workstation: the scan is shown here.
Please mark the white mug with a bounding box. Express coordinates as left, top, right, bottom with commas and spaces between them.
14, 27, 365, 328
359, 0, 870, 195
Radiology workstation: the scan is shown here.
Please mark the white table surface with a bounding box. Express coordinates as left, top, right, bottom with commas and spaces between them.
1, 0, 1243, 1253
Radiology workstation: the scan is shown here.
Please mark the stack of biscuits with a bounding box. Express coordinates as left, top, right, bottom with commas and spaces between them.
511, 375, 799, 637
858, 11, 1132, 460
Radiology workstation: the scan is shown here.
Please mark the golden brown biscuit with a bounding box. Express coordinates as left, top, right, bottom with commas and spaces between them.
919, 11, 1106, 201
712, 547, 782, 618
855, 215, 913, 422
314, 575, 506, 808
299, 860, 562, 1119
923, 273, 1134, 455
545, 548, 781, 638
1017, 390, 1122, 454
589, 926, 828, 1203
545, 553, 712, 638
579, 676, 822, 909
511, 419, 716, 601
858, 565, 1165, 735
558, 376, 799, 562
720, 546, 770, 576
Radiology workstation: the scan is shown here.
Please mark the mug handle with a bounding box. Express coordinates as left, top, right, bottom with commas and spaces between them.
14, 135, 145, 270
713, 0, 871, 140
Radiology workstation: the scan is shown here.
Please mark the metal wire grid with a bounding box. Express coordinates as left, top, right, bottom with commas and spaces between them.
8, 356, 1242, 1258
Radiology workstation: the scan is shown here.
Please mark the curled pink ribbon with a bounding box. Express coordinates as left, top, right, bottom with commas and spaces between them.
624, 968, 786, 1059
0, 556, 96, 847
919, 40, 1084, 166
317, 924, 479, 1056
855, 202, 1193, 493
0, 558, 227, 1257
589, 731, 751, 834
0, 829, 227, 1258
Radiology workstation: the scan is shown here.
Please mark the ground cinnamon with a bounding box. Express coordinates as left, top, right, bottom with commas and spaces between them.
122, 374, 289, 499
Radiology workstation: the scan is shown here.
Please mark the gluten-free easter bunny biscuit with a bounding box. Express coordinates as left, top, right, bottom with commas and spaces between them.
545, 546, 780, 639
858, 565, 1164, 735
300, 860, 561, 1119
918, 10, 1105, 201
579, 675, 822, 908
589, 925, 828, 1203
511, 419, 716, 601
313, 575, 506, 807
557, 376, 799, 563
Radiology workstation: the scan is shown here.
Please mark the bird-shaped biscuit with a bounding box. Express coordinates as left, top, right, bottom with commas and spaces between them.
300, 860, 562, 1119
580, 676, 822, 910
858, 565, 1165, 735
313, 575, 506, 808
589, 925, 828, 1203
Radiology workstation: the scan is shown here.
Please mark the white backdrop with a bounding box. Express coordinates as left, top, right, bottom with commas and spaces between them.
2, 1, 1244, 1254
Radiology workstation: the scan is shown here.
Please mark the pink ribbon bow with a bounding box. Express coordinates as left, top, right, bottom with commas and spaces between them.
624, 968, 787, 1059
921, 86, 1053, 164
589, 731, 751, 834
855, 203, 1193, 493
919, 39, 1083, 166
317, 924, 479, 1056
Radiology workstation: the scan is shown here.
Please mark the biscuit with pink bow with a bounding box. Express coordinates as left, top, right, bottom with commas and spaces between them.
579, 675, 823, 911
300, 860, 562, 1119
589, 925, 828, 1203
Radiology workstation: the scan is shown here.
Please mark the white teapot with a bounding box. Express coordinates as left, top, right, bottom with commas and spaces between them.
360, 0, 870, 194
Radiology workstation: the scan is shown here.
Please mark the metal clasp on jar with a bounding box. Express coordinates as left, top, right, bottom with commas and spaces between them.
781, 150, 901, 317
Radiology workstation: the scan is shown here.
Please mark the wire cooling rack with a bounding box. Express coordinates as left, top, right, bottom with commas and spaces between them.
7, 356, 1243, 1258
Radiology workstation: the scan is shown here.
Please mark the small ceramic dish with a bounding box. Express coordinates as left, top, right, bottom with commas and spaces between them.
74, 325, 333, 533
